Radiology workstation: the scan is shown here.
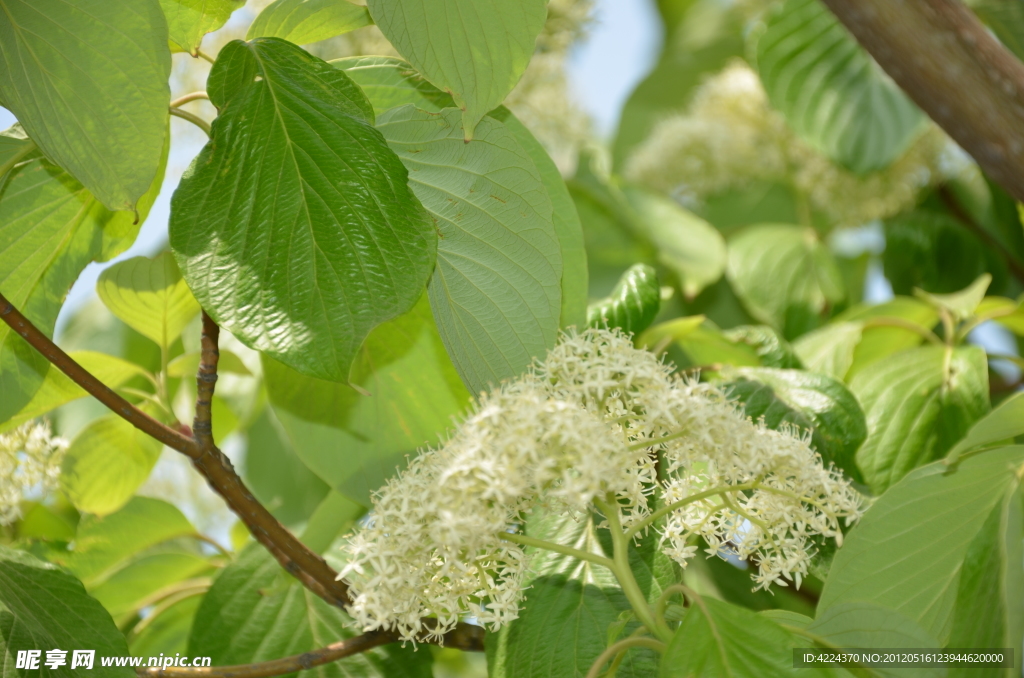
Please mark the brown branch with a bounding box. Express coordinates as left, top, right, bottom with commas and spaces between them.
819, 0, 1024, 202
193, 312, 219, 450
136, 631, 397, 678
0, 291, 349, 609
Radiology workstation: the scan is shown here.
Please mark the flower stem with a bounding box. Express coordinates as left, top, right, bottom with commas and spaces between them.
170, 108, 211, 136
625, 483, 757, 540
498, 531, 615, 570
585, 635, 666, 678
595, 497, 673, 643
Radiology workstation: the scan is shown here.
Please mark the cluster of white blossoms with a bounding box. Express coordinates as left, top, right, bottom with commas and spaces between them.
340, 329, 862, 642
0, 421, 67, 525
625, 62, 969, 228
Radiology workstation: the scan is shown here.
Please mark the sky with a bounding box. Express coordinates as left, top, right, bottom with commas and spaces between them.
0, 0, 662, 336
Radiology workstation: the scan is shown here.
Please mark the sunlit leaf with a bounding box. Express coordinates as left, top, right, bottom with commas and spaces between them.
0, 0, 170, 210
160, 0, 244, 55
171, 38, 436, 382
247, 0, 371, 45
366, 0, 547, 140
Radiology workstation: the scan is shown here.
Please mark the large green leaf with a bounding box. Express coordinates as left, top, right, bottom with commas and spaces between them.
53, 497, 197, 587
263, 296, 470, 507
366, 0, 546, 140
61, 415, 163, 516
850, 346, 990, 493
170, 38, 435, 383
333, 56, 588, 328
946, 391, 1024, 464
587, 264, 661, 335
189, 545, 431, 678
756, 0, 925, 173
97, 252, 200, 350
377, 106, 560, 393
946, 483, 1023, 677
0, 546, 133, 678
793, 298, 939, 381
247, 0, 371, 45
660, 597, 805, 678
808, 602, 942, 678
0, 0, 170, 211
0, 125, 165, 424
818, 447, 1024, 642
89, 548, 213, 621
488, 511, 663, 678
0, 351, 147, 434
624, 187, 726, 299
727, 224, 845, 339
243, 410, 330, 527
160, 0, 244, 55
720, 367, 866, 482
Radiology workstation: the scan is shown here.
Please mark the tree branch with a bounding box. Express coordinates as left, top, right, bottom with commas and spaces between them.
136, 631, 397, 678
937, 184, 1024, 285
819, 0, 1024, 202
0, 292, 349, 608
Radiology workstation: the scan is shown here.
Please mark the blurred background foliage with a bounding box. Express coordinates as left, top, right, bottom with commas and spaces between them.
3, 0, 1024, 676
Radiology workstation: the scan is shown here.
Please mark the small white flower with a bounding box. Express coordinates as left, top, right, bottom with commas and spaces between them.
340, 329, 863, 641
0, 420, 67, 525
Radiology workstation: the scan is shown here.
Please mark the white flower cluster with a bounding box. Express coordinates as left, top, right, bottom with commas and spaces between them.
0, 421, 67, 525
625, 62, 967, 228
340, 330, 862, 641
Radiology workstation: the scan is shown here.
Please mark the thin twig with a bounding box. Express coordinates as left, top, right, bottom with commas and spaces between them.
136, 631, 398, 678
170, 91, 210, 108
170, 108, 211, 136
0, 292, 350, 609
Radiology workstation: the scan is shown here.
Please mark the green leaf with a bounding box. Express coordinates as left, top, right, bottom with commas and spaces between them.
97, 252, 200, 350
377, 106, 561, 393
332, 56, 589, 329
89, 548, 213, 621
129, 595, 202, 657
946, 391, 1024, 465
189, 545, 431, 678
244, 410, 330, 526
914, 273, 992, 323
247, 0, 371, 45
61, 414, 163, 516
488, 512, 662, 678
659, 597, 806, 678
0, 546, 133, 678
587, 263, 661, 335
0, 0, 170, 211
0, 126, 165, 424
808, 602, 942, 678
946, 483, 1023, 677
850, 346, 990, 493
666, 321, 763, 369
756, 0, 925, 173
885, 211, 1007, 297
330, 56, 455, 116
727, 224, 845, 339
818, 446, 1024, 642
263, 296, 469, 507
366, 0, 547, 140
624, 187, 726, 299
54, 497, 197, 587
794, 298, 939, 381
16, 502, 76, 542
160, 0, 244, 55
721, 325, 803, 369
167, 348, 251, 378
171, 38, 435, 383
720, 367, 867, 483
0, 351, 148, 434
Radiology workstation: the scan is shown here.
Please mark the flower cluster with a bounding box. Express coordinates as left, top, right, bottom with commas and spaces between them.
624, 62, 968, 228
340, 329, 863, 641
0, 420, 68, 525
